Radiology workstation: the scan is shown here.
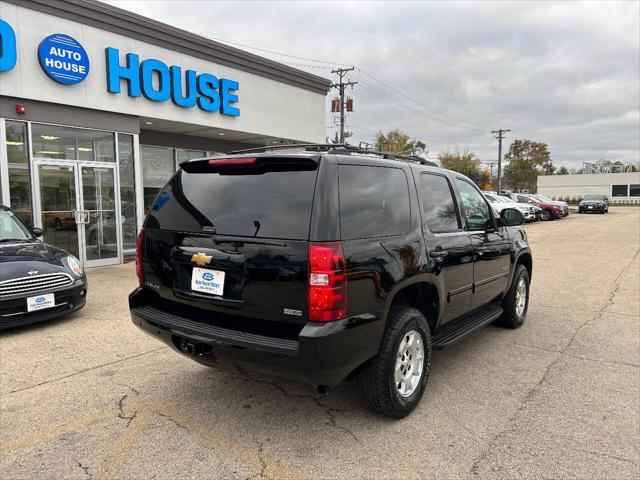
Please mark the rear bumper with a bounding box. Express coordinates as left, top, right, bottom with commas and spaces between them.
129, 288, 382, 387
0, 279, 87, 330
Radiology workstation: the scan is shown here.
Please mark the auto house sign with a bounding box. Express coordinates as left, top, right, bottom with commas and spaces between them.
38, 33, 90, 85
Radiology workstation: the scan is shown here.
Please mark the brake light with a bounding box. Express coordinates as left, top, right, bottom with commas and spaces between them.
135, 229, 145, 288
308, 242, 347, 322
208, 157, 256, 166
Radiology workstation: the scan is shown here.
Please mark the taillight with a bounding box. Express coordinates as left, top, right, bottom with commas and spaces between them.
208, 157, 256, 167
308, 241, 347, 322
135, 229, 145, 288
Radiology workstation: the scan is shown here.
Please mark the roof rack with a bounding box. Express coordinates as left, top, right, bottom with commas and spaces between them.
228, 143, 437, 167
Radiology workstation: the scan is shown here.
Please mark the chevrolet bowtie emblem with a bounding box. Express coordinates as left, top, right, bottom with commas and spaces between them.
191, 252, 212, 266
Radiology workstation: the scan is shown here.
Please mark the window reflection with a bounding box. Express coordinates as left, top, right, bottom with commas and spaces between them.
6, 120, 33, 226
141, 145, 175, 213
31, 124, 115, 162
118, 134, 137, 250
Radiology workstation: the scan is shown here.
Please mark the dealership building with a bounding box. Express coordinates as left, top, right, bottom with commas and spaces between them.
0, 0, 330, 267
537, 172, 640, 203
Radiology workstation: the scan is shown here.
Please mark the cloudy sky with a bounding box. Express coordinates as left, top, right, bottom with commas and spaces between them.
108, 0, 639, 169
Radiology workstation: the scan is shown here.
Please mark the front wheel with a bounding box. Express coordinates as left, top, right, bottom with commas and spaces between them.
541, 209, 551, 221
358, 306, 432, 418
496, 265, 530, 328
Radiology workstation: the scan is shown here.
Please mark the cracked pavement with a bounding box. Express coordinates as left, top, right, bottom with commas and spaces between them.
1, 207, 639, 479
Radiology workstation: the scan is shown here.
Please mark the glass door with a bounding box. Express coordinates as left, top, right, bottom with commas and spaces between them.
34, 161, 121, 267
34, 162, 81, 258
79, 163, 120, 267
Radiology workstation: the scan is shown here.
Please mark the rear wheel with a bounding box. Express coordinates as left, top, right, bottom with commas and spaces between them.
358, 306, 431, 418
497, 265, 530, 328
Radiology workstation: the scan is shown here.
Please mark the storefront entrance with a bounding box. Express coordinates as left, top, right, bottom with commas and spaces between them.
33, 160, 121, 267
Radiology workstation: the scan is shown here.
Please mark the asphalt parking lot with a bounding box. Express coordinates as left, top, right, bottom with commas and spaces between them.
1, 207, 639, 480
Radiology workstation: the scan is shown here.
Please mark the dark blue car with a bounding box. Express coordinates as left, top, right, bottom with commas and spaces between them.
0, 205, 87, 330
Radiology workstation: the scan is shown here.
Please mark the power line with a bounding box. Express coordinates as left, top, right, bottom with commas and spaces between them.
357, 69, 491, 131
356, 78, 490, 135
492, 129, 511, 192
331, 67, 358, 143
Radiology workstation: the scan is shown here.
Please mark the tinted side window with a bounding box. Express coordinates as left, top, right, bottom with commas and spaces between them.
419, 174, 461, 233
339, 165, 410, 240
455, 178, 492, 231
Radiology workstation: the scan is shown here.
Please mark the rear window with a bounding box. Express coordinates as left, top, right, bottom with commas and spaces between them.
145, 164, 318, 239
338, 165, 410, 240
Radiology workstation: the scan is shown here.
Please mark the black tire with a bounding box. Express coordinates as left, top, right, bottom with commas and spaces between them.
541, 209, 551, 221
496, 265, 530, 329
358, 306, 432, 419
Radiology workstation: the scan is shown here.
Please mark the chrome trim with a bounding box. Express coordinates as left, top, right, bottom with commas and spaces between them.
0, 273, 74, 297
474, 272, 509, 288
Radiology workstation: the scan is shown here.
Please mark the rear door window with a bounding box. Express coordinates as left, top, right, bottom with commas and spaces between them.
419, 173, 461, 233
339, 165, 410, 240
145, 162, 318, 239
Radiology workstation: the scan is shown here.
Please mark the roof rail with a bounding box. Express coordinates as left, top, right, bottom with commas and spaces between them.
228, 143, 437, 167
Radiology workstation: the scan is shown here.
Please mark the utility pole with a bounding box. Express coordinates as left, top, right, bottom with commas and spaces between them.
486, 161, 495, 190
331, 67, 357, 143
492, 129, 510, 193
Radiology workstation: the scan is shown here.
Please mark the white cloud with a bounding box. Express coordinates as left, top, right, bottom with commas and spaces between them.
107, 0, 640, 168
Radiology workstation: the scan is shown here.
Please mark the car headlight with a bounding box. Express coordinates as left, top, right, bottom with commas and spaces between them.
65, 255, 83, 277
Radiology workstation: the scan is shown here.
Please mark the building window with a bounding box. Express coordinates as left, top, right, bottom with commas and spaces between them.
612, 185, 628, 197
118, 134, 137, 250
176, 148, 206, 166
141, 145, 175, 212
6, 120, 32, 226
31, 124, 115, 162
630, 184, 640, 197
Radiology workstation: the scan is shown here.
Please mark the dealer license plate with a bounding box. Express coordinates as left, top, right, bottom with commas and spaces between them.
191, 267, 225, 296
27, 293, 55, 312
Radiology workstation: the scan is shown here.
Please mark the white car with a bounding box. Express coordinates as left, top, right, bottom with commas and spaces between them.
482, 192, 535, 222
496, 194, 542, 222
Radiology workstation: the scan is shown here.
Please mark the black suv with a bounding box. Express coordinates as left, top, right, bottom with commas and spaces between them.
129, 145, 532, 418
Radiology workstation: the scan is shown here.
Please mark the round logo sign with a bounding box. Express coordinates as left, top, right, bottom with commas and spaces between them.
38, 33, 89, 85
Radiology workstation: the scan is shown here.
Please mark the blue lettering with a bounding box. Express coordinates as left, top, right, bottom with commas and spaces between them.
141, 59, 170, 102
170, 66, 197, 108
105, 47, 140, 96
220, 78, 240, 116
197, 73, 221, 113
0, 19, 17, 72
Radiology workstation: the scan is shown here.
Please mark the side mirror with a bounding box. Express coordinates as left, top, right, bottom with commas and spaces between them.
31, 227, 43, 237
500, 208, 524, 227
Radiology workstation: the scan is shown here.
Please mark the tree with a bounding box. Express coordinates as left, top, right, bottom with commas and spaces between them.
503, 139, 551, 192
438, 149, 483, 184
557, 166, 569, 175
327, 130, 353, 144
374, 129, 427, 157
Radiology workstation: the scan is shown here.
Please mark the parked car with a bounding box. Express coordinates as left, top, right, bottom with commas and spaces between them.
531, 194, 569, 217
129, 145, 532, 418
497, 193, 542, 221
522, 195, 563, 221
0, 205, 87, 330
578, 194, 609, 214
482, 192, 535, 222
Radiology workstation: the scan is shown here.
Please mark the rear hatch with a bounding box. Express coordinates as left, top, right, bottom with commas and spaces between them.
140, 155, 319, 338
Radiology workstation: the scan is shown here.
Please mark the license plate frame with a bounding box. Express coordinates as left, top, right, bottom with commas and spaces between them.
191, 267, 225, 296
27, 293, 55, 312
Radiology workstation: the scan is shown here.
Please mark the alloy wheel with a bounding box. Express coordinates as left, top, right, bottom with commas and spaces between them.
394, 330, 424, 397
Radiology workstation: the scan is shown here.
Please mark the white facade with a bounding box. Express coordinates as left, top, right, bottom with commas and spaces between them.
537, 172, 640, 202
0, 1, 326, 142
